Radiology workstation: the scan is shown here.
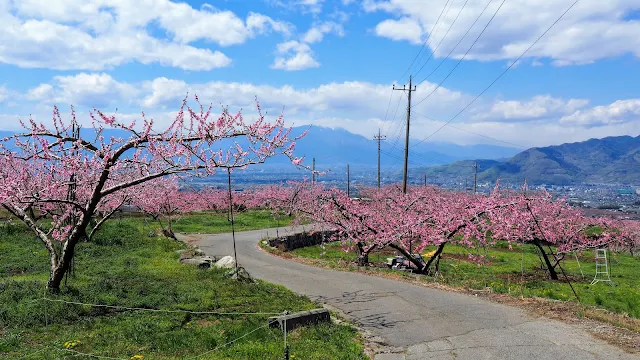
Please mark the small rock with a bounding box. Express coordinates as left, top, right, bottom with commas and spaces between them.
180, 256, 215, 269
193, 248, 205, 256
215, 256, 236, 269
225, 266, 254, 283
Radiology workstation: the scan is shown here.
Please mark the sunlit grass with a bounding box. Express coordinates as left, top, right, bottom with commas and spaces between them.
0, 218, 366, 360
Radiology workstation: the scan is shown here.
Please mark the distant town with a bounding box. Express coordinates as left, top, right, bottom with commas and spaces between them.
188, 166, 640, 220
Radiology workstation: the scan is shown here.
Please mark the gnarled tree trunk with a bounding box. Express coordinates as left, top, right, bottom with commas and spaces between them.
533, 239, 559, 280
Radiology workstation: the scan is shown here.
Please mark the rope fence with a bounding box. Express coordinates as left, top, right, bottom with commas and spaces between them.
17, 297, 290, 359
40, 297, 284, 316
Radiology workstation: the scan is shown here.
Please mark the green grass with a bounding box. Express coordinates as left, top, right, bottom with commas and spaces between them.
289, 241, 640, 319
0, 219, 367, 360
114, 209, 293, 235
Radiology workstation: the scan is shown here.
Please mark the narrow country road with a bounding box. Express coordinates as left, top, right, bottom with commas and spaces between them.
181, 226, 634, 360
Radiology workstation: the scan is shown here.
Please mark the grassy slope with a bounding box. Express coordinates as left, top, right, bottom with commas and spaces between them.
115, 209, 293, 235
290, 241, 640, 319
0, 215, 366, 360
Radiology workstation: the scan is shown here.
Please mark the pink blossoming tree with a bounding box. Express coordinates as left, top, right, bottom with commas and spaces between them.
0, 96, 305, 292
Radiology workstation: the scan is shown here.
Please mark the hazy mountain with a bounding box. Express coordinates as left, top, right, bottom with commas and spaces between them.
284, 126, 519, 168
424, 135, 640, 185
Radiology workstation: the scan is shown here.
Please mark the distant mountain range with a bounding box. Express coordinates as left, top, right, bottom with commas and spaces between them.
422, 135, 640, 185
0, 126, 520, 168
282, 126, 519, 168
3, 126, 638, 185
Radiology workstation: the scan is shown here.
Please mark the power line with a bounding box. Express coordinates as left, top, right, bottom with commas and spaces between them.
412, 111, 529, 149
416, 0, 495, 87
413, 0, 471, 80
411, 0, 508, 109
383, 90, 407, 143
379, 88, 395, 138
398, 0, 454, 83
412, 0, 581, 147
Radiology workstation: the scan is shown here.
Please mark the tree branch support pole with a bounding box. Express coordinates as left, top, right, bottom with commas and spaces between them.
394, 75, 417, 195
374, 129, 386, 190
347, 164, 350, 198
227, 169, 239, 276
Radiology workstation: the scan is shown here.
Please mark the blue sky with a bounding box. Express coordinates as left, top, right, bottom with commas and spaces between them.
0, 0, 639, 158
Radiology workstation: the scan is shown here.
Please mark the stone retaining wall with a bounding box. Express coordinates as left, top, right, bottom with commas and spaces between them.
268, 230, 339, 251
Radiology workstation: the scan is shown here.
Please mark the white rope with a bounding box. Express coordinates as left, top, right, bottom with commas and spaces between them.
40, 298, 282, 316
55, 347, 129, 360
19, 313, 287, 360
15, 346, 50, 359
185, 319, 279, 359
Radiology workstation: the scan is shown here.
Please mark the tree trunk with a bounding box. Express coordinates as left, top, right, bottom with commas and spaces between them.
388, 243, 426, 273
46, 240, 78, 293
355, 243, 369, 267
424, 242, 447, 274
533, 239, 559, 280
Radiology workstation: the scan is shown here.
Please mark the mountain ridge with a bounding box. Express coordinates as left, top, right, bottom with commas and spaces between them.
423, 135, 640, 185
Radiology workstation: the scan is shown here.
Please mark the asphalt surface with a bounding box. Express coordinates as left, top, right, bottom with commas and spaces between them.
183, 226, 635, 360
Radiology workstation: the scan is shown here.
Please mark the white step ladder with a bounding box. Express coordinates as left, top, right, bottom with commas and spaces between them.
590, 249, 613, 285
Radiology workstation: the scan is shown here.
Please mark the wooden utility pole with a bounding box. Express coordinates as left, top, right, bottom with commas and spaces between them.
424, 174, 427, 186
347, 164, 350, 198
393, 75, 417, 194
312, 157, 316, 184
472, 161, 479, 195
374, 129, 386, 190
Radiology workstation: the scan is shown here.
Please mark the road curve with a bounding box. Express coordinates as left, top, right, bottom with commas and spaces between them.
184, 226, 634, 360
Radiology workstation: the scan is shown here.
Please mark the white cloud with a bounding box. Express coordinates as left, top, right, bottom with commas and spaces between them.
271, 41, 321, 71
27, 73, 139, 108
364, 0, 640, 65
267, 0, 326, 14
560, 99, 640, 127
474, 95, 590, 121
4, 75, 640, 151
302, 21, 345, 43
0, 0, 291, 71
374, 17, 423, 44
271, 12, 348, 71
0, 86, 8, 103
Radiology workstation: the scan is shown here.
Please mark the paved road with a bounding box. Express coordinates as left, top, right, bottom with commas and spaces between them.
184, 226, 634, 360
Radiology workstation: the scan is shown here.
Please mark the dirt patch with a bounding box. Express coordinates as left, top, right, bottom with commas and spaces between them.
175, 233, 202, 247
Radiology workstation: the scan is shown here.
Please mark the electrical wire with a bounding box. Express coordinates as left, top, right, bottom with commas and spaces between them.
416, 0, 495, 87
411, 0, 508, 109
411, 0, 581, 147
397, 0, 454, 83
413, 0, 472, 80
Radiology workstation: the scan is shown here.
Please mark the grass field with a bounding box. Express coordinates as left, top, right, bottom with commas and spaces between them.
288, 241, 640, 319
115, 209, 293, 235
0, 214, 367, 360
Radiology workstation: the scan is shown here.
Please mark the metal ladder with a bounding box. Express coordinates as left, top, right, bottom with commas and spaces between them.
591, 249, 613, 285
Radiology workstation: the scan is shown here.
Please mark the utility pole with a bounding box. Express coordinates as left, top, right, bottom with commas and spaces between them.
374, 129, 386, 190
227, 169, 239, 276
312, 157, 316, 185
472, 161, 479, 195
393, 75, 417, 194
424, 174, 427, 187
347, 164, 350, 198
